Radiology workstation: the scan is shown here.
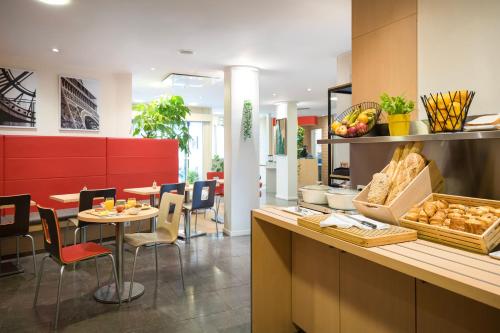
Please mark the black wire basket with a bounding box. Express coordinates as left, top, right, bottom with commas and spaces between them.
331, 101, 382, 138
421, 90, 475, 133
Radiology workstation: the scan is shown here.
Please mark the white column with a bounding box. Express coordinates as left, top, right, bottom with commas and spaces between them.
223, 66, 260, 236
275, 102, 298, 200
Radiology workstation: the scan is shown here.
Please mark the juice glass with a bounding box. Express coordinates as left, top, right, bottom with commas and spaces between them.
127, 198, 137, 208
104, 197, 114, 211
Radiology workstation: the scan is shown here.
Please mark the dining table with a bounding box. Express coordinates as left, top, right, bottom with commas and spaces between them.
78, 207, 159, 303
0, 200, 37, 277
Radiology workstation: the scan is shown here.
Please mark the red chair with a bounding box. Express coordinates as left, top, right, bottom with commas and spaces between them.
34, 206, 120, 330
207, 172, 224, 234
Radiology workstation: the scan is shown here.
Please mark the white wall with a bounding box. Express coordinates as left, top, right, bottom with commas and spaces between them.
418, 0, 500, 118
0, 55, 132, 137
275, 102, 298, 201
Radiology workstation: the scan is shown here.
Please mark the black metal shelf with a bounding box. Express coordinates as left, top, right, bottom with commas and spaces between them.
327, 83, 352, 186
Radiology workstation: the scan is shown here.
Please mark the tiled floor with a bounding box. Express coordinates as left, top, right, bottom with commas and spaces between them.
0, 234, 250, 332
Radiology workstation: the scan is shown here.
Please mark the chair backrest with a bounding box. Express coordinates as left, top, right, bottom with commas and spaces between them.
160, 183, 186, 213
207, 172, 224, 196
78, 188, 116, 227
156, 192, 184, 242
37, 205, 63, 263
191, 180, 216, 210
0, 194, 31, 237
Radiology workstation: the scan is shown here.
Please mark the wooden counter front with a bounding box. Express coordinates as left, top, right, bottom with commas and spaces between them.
251, 206, 500, 333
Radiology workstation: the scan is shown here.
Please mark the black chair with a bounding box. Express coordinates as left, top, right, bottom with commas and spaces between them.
34, 206, 120, 330
160, 183, 186, 213
0, 194, 36, 276
68, 188, 116, 245
183, 180, 216, 238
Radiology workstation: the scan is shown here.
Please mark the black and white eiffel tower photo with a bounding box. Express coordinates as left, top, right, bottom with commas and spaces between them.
60, 76, 100, 130
0, 67, 37, 127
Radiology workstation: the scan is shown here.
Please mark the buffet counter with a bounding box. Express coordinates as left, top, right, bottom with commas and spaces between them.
251, 206, 500, 333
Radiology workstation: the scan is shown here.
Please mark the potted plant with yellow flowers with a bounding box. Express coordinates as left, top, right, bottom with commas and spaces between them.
380, 93, 415, 136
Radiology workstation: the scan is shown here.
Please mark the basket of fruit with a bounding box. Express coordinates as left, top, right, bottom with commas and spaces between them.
421, 90, 475, 133
331, 102, 381, 138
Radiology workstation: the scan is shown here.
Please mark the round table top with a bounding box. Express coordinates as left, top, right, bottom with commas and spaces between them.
77, 207, 159, 224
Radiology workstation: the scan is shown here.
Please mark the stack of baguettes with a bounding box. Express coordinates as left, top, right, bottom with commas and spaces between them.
367, 142, 426, 205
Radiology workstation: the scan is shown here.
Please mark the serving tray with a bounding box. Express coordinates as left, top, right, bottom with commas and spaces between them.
298, 214, 417, 247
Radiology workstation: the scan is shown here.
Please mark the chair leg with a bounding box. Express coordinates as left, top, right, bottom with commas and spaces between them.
24, 234, 37, 277
154, 243, 159, 281
99, 225, 103, 245
73, 227, 80, 245
94, 257, 100, 288
195, 211, 198, 233
215, 197, 220, 235
107, 254, 121, 305
16, 235, 20, 267
54, 265, 65, 330
129, 246, 140, 303
33, 255, 50, 307
173, 243, 185, 290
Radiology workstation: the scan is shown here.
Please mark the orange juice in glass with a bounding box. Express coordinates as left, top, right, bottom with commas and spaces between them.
104, 197, 114, 211
127, 198, 137, 208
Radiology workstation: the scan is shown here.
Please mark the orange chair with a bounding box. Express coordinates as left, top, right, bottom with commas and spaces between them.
34, 206, 120, 330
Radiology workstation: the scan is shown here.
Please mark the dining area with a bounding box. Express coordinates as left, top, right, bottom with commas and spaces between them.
0, 135, 248, 332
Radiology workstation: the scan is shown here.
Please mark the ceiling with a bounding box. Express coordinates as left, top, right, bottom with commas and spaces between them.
0, 0, 351, 116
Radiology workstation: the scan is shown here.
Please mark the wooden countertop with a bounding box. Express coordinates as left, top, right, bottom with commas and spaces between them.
253, 206, 500, 310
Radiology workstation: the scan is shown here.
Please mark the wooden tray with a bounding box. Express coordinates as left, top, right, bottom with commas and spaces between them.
297, 214, 417, 247
353, 160, 444, 225
399, 193, 500, 254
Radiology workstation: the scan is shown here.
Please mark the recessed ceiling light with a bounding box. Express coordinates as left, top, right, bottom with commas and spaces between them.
51, 48, 60, 53
178, 49, 194, 55
150, 67, 156, 71
38, 0, 71, 5
307, 88, 312, 92
272, 93, 277, 97
330, 96, 338, 101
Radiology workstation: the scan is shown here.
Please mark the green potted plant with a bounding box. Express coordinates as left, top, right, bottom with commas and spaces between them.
380, 93, 415, 136
132, 95, 191, 153
211, 154, 224, 172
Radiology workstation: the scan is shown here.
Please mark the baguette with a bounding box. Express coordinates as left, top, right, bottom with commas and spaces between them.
385, 152, 426, 204
385, 145, 403, 178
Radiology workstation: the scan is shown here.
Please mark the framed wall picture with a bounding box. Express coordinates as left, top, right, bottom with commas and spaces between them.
60, 76, 100, 131
275, 118, 287, 155
0, 67, 37, 128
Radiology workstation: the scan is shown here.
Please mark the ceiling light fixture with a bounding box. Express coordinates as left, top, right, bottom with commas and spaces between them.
178, 49, 194, 55
51, 48, 60, 53
38, 0, 71, 5
307, 88, 312, 92
150, 67, 156, 71
272, 93, 277, 97
330, 96, 338, 101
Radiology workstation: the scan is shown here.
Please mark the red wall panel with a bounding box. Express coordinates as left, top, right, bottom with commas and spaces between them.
106, 138, 178, 199
3, 135, 107, 209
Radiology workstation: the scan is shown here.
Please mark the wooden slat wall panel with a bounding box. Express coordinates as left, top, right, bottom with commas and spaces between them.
352, 0, 417, 120
416, 280, 500, 333
339, 252, 416, 333
292, 233, 339, 332
353, 0, 417, 38
251, 216, 294, 333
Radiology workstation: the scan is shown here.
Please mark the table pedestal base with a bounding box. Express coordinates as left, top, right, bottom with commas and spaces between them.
178, 231, 206, 241
0, 262, 24, 277
94, 282, 145, 303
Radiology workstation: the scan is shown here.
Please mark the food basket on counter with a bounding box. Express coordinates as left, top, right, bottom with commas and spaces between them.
399, 193, 500, 254
352, 142, 444, 225
330, 102, 382, 138
421, 90, 475, 133
353, 160, 443, 225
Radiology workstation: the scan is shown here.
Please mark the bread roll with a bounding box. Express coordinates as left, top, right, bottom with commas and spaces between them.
367, 173, 391, 204
423, 201, 438, 217
450, 217, 465, 231
436, 200, 448, 209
